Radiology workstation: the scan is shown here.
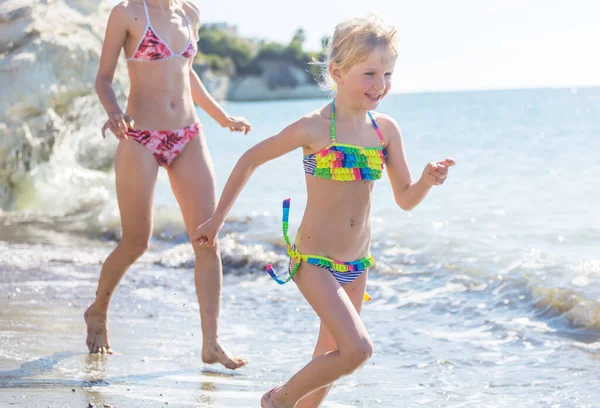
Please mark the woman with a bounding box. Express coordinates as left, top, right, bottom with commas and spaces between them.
85, 0, 249, 370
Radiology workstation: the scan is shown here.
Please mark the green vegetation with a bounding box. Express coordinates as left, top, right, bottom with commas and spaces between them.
194, 26, 328, 80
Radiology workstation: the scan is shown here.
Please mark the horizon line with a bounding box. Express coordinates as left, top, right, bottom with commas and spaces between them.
388, 84, 600, 96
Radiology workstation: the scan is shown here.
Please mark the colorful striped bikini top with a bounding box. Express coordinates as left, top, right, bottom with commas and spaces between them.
127, 0, 198, 63
303, 101, 387, 181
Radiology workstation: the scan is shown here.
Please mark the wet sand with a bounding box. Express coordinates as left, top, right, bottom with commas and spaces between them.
0, 241, 355, 408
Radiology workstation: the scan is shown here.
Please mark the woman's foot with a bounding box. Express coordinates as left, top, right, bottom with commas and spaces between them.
201, 341, 247, 369
261, 387, 296, 408
84, 304, 112, 354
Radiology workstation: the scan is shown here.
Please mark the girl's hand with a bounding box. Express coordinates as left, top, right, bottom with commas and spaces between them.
101, 112, 134, 140
222, 116, 252, 135
421, 158, 456, 186
191, 218, 223, 248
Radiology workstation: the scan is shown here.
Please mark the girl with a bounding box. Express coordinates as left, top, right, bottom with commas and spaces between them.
193, 14, 455, 407
86, 0, 249, 369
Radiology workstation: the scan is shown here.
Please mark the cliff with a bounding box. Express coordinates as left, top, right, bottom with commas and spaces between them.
227, 61, 325, 101
0, 0, 128, 210
193, 61, 326, 102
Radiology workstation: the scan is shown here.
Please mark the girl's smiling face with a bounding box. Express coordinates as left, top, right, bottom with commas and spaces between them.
333, 45, 397, 110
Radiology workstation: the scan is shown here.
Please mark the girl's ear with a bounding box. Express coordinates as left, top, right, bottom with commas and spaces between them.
329, 61, 343, 88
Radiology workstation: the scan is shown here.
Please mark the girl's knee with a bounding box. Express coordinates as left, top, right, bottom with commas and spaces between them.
343, 336, 373, 372
354, 336, 374, 363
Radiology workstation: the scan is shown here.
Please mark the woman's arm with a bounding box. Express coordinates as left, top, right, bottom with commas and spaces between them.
192, 118, 313, 246
95, 5, 132, 139
383, 116, 455, 211
185, 1, 251, 134
188, 69, 250, 133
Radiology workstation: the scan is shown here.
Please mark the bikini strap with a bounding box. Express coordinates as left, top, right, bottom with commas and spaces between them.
265, 198, 301, 285
142, 0, 151, 25
367, 111, 385, 147
178, 1, 201, 43
179, 7, 193, 41
330, 100, 336, 142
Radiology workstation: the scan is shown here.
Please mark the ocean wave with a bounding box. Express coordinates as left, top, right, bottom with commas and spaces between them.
530, 286, 600, 333
153, 235, 283, 275
2, 202, 600, 338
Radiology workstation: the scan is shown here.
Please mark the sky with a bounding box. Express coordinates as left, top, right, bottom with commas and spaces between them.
108, 0, 600, 93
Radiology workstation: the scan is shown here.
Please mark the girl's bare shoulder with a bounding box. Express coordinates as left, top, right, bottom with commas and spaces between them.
290, 106, 332, 149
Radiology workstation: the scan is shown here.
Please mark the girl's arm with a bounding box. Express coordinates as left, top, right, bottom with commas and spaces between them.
95, 5, 132, 140
188, 69, 251, 134
192, 118, 313, 247
382, 116, 455, 211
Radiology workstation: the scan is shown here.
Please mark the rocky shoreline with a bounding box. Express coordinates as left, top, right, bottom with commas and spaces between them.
194, 64, 325, 102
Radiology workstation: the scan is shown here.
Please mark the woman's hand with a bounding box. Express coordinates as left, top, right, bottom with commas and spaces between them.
101, 112, 134, 140
222, 116, 252, 135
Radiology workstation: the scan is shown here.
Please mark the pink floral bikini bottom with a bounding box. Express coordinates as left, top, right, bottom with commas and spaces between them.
126, 122, 201, 167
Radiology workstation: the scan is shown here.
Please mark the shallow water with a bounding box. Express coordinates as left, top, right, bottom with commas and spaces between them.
1, 237, 599, 407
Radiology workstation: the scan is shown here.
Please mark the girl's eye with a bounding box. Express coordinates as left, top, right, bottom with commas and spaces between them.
365, 72, 375, 76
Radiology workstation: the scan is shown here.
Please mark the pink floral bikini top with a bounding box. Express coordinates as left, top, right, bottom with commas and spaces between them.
127, 0, 198, 62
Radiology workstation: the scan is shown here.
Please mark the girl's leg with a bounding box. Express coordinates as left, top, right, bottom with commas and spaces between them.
85, 139, 159, 354
295, 271, 368, 408
262, 264, 373, 407
166, 131, 246, 369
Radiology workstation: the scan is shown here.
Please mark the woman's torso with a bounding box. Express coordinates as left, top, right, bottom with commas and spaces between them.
120, 1, 198, 130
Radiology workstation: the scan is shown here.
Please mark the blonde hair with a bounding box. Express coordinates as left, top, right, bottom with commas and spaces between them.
314, 13, 399, 91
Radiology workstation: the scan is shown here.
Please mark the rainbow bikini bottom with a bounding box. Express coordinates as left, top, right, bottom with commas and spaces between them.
266, 198, 373, 302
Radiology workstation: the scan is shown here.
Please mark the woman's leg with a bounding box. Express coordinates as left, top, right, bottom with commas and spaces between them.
295, 271, 368, 408
262, 264, 373, 407
85, 139, 159, 354
166, 131, 246, 369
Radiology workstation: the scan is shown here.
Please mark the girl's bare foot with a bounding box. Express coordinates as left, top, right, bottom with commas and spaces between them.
201, 341, 247, 369
84, 304, 112, 354
261, 387, 296, 408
